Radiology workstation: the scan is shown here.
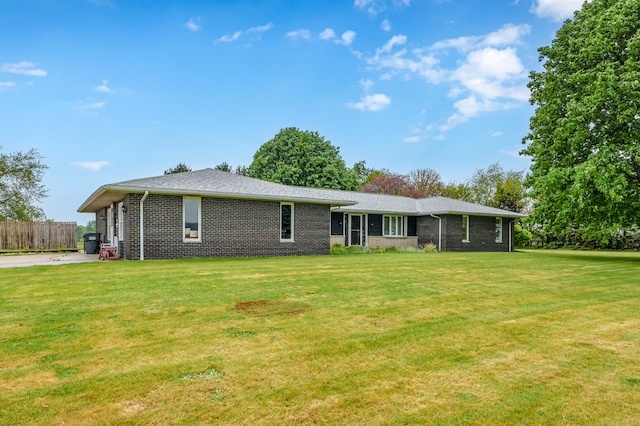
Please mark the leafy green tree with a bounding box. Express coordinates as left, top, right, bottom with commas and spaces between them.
248, 128, 357, 190
522, 0, 640, 237
440, 182, 473, 201
351, 160, 390, 189
164, 163, 192, 175
514, 224, 532, 247
76, 220, 96, 242
214, 162, 233, 172
0, 147, 48, 221
467, 162, 525, 209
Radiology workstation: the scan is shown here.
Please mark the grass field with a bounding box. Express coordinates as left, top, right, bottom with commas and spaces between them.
1, 250, 639, 425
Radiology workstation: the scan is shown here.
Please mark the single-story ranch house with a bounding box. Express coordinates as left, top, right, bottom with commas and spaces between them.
77, 168, 525, 260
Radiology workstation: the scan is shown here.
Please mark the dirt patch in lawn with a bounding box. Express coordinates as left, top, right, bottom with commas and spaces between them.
233, 300, 310, 317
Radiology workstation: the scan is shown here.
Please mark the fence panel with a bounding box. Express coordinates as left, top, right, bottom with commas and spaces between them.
0, 221, 77, 250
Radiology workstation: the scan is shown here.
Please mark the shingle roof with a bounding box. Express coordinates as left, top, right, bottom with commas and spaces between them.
77, 168, 525, 218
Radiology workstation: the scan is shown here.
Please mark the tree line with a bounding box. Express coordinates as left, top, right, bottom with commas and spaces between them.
166, 127, 528, 215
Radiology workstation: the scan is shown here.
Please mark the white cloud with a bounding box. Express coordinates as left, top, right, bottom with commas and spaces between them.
530, 0, 586, 21
320, 28, 336, 40
354, 0, 411, 15
380, 34, 407, 53
75, 99, 106, 112
185, 18, 201, 32
431, 23, 530, 51
360, 79, 375, 92
1, 61, 47, 77
286, 29, 311, 41
366, 35, 442, 83
381, 19, 391, 32
95, 80, 112, 93
217, 31, 242, 43
452, 47, 528, 100
336, 30, 356, 46
363, 24, 531, 137
0, 82, 16, 91
348, 93, 391, 111
72, 161, 110, 171
248, 22, 274, 33
491, 131, 504, 137
403, 135, 420, 143
216, 23, 273, 43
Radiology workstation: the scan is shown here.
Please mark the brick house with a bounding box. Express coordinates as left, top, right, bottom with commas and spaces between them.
77, 168, 524, 260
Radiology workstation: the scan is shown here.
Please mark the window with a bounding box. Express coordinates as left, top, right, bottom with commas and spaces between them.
495, 217, 503, 243
183, 197, 201, 242
462, 215, 469, 242
383, 215, 404, 236
117, 202, 124, 241
280, 203, 294, 242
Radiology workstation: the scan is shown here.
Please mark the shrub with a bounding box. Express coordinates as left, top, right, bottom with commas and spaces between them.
330, 243, 348, 255
515, 224, 532, 247
422, 243, 438, 253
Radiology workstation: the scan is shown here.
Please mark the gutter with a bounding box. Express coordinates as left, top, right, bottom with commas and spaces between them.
430, 214, 442, 251
140, 191, 149, 261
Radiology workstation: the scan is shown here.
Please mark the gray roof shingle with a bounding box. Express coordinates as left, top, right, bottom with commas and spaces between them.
78, 168, 525, 218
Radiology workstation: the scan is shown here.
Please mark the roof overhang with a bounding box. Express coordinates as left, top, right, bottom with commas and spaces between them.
77, 185, 357, 213
331, 206, 526, 218
426, 210, 526, 218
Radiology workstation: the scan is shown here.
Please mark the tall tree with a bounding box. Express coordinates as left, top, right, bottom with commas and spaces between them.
522, 0, 640, 237
440, 182, 473, 202
0, 147, 48, 221
466, 162, 525, 209
248, 128, 357, 190
407, 168, 444, 196
350, 160, 390, 189
164, 163, 192, 174
362, 175, 425, 198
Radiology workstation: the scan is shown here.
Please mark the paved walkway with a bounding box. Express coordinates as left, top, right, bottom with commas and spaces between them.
0, 252, 100, 268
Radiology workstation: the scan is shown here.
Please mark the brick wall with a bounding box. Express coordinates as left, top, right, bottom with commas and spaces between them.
442, 214, 512, 252
119, 193, 330, 260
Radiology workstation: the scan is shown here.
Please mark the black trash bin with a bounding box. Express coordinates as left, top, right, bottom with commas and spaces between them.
83, 232, 102, 255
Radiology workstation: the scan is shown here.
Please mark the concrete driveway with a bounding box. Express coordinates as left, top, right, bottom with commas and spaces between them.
0, 252, 100, 268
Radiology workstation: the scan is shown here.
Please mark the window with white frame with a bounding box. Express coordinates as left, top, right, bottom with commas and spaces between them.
117, 202, 124, 241
280, 202, 294, 241
462, 215, 470, 242
495, 217, 503, 243
183, 197, 201, 242
383, 215, 404, 237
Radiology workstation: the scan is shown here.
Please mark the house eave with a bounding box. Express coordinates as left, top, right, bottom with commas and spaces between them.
425, 210, 526, 218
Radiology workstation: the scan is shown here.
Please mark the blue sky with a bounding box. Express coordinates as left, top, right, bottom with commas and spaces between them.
1, 0, 585, 224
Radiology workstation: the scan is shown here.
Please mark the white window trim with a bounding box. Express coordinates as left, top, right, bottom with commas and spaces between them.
107, 206, 114, 243
117, 202, 124, 241
462, 215, 470, 243
383, 215, 405, 237
183, 196, 202, 243
495, 217, 503, 243
280, 202, 294, 243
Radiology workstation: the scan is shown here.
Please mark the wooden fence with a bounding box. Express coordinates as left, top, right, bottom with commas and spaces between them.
0, 221, 77, 251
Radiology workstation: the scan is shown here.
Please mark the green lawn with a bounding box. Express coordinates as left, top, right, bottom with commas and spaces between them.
1, 250, 639, 425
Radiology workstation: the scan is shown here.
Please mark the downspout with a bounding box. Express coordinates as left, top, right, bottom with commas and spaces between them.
509, 220, 515, 252
139, 191, 149, 260
430, 214, 442, 252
